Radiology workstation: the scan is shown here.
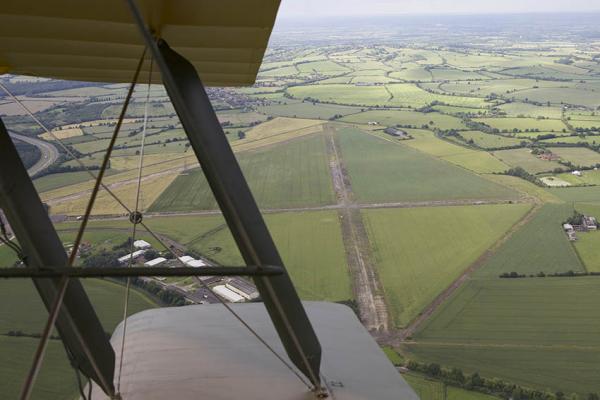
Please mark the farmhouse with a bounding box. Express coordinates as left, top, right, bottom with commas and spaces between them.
367, 121, 379, 126
583, 216, 597, 230
572, 170, 582, 177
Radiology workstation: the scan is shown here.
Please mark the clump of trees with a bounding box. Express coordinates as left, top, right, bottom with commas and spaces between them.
407, 360, 594, 400
504, 166, 542, 186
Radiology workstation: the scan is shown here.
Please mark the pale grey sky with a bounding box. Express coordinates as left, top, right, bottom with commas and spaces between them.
278, 0, 600, 17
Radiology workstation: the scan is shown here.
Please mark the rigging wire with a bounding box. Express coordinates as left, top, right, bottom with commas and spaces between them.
115, 57, 153, 395
1, 58, 314, 394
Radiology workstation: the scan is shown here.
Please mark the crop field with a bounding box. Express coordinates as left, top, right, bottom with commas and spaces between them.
492, 148, 562, 174
513, 87, 600, 109
555, 169, 600, 186
48, 172, 178, 216
338, 127, 517, 203
340, 110, 467, 130
400, 130, 509, 173
574, 231, 600, 272
150, 134, 334, 211
0, 278, 156, 400
287, 83, 489, 108
484, 174, 563, 203
476, 117, 567, 132
549, 186, 600, 203
474, 204, 583, 277
406, 277, 600, 394
549, 147, 600, 167
257, 102, 361, 120
456, 131, 526, 149
402, 373, 445, 400
496, 103, 563, 119
542, 135, 600, 145
363, 204, 530, 327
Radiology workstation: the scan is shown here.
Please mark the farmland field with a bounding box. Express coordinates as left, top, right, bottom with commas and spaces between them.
476, 117, 567, 132
406, 278, 600, 394
474, 204, 583, 277
338, 127, 517, 203
79, 211, 351, 302
492, 148, 562, 174
0, 279, 156, 400
549, 147, 600, 167
455, 131, 525, 149
363, 204, 530, 327
340, 109, 467, 130
400, 130, 509, 173
402, 373, 445, 400
150, 134, 334, 211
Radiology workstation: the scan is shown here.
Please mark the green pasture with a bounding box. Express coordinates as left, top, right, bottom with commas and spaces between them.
363, 204, 530, 327
492, 148, 563, 174
476, 117, 567, 132
257, 101, 362, 120
0, 279, 156, 400
340, 109, 467, 130
550, 147, 600, 167
337, 127, 517, 202
456, 131, 526, 149
402, 129, 509, 173
407, 277, 600, 395
475, 203, 583, 277
84, 211, 352, 302
150, 134, 333, 211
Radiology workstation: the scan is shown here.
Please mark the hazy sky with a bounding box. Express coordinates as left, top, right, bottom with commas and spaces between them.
278, 0, 600, 18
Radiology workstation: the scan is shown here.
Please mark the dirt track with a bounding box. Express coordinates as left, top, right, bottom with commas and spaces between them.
326, 127, 390, 334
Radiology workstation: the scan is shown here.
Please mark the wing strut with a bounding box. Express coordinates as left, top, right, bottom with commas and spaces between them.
124, 0, 323, 390
0, 119, 116, 396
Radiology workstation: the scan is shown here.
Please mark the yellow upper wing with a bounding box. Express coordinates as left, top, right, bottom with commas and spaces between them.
0, 0, 281, 86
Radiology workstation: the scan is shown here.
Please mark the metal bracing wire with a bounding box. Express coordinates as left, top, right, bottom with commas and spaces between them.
116, 57, 153, 394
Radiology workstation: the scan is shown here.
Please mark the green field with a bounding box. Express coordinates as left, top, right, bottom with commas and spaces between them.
0, 279, 156, 400
550, 147, 600, 167
403, 373, 445, 399
549, 186, 600, 203
476, 117, 567, 132
492, 148, 563, 174
455, 131, 526, 149
82, 211, 352, 302
406, 277, 600, 395
150, 134, 334, 211
338, 127, 517, 203
287, 83, 489, 108
257, 101, 361, 119
401, 130, 509, 173
363, 204, 530, 327
475, 204, 583, 277
340, 109, 467, 130
574, 230, 600, 272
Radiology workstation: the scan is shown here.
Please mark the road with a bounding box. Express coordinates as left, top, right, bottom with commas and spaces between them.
9, 132, 59, 176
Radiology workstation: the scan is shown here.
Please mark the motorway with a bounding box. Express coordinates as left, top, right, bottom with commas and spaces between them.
9, 132, 59, 176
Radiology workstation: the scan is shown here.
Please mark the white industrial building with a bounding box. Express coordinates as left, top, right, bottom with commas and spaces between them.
118, 250, 146, 264
144, 257, 167, 267
212, 285, 244, 303
187, 259, 208, 268
133, 240, 152, 249
178, 255, 195, 264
